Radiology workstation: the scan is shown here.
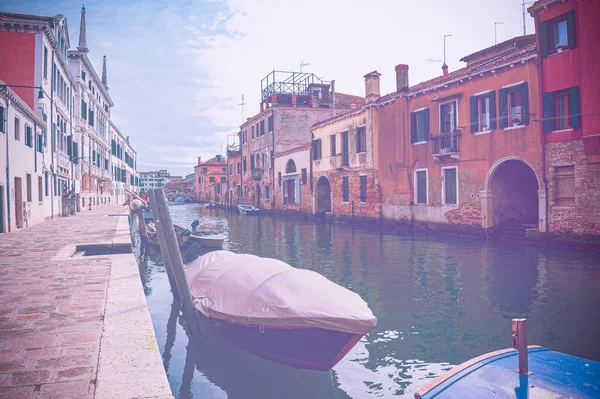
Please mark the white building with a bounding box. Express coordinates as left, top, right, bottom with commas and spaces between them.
139, 170, 171, 193
110, 120, 138, 203
0, 83, 48, 232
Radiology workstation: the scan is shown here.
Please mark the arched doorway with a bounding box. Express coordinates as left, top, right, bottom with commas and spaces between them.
482, 158, 542, 230
315, 176, 331, 214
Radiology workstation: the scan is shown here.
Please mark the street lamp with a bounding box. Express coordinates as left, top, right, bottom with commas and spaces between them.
0, 84, 44, 99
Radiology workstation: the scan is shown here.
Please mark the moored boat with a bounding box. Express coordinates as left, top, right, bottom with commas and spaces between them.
189, 232, 225, 248
414, 320, 600, 399
237, 204, 259, 215
147, 222, 190, 249
185, 251, 377, 371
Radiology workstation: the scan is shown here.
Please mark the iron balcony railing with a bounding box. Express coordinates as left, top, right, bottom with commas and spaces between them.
432, 133, 460, 156
260, 70, 331, 104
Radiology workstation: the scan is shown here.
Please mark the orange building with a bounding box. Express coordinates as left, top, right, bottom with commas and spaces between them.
225, 146, 241, 207
193, 156, 226, 202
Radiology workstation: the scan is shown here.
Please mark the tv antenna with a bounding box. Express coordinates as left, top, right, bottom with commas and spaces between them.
300, 60, 310, 72
443, 34, 452, 65
494, 21, 504, 44
238, 94, 246, 121
522, 1, 535, 35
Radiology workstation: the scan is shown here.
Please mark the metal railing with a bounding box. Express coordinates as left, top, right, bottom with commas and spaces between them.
432, 134, 460, 156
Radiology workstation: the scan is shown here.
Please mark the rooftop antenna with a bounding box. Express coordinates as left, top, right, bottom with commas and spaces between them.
522, 1, 535, 35
238, 94, 246, 122
443, 34, 452, 65
495, 21, 504, 45
300, 60, 310, 72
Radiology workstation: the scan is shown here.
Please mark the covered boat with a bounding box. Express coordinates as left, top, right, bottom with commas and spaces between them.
185, 251, 377, 371
237, 204, 259, 215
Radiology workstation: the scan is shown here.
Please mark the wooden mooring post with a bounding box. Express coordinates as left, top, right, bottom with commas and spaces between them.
148, 189, 200, 336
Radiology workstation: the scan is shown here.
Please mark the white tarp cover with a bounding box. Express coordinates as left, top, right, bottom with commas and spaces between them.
185, 251, 377, 335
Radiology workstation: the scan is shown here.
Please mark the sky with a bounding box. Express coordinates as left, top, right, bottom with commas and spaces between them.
2, 0, 535, 177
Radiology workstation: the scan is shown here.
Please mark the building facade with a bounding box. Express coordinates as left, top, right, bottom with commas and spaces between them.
529, 0, 600, 236
240, 70, 363, 210
139, 169, 170, 193
194, 156, 226, 202
274, 144, 312, 214
0, 11, 76, 219
0, 83, 47, 232
225, 146, 241, 207
110, 121, 138, 204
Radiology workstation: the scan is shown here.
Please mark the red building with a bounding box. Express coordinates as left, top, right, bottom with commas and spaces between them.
193, 156, 226, 202
529, 0, 600, 235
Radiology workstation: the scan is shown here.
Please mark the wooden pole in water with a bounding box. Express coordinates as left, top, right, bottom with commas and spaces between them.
512, 318, 530, 375
148, 189, 200, 336
148, 190, 179, 301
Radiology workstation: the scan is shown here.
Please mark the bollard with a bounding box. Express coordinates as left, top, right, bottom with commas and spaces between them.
512, 318, 531, 375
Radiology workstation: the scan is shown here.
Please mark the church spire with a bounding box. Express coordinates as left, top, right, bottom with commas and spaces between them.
77, 5, 88, 52
102, 55, 108, 89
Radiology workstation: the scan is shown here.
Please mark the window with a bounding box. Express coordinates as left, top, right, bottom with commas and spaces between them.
37, 133, 43, 153
237, 162, 241, 175
251, 125, 254, 139
264, 185, 270, 199
14, 118, 20, 141
312, 139, 322, 160
542, 87, 580, 132
220, 177, 226, 182
342, 176, 349, 202
210, 177, 216, 183
229, 164, 233, 175
301, 168, 307, 184
250, 154, 255, 169
260, 120, 265, 136
26, 174, 32, 202
554, 166, 575, 206
415, 169, 428, 204
278, 172, 282, 186
81, 100, 87, 120
359, 175, 367, 202
268, 115, 273, 132
440, 101, 457, 133
356, 126, 367, 153
540, 11, 576, 56
243, 156, 247, 172
202, 167, 208, 173
469, 92, 496, 133
24, 126, 33, 147
38, 176, 43, 202
82, 70, 86, 81
286, 159, 296, 174
284, 179, 296, 204
410, 108, 430, 143
45, 171, 49, 196
222, 166, 226, 172
443, 167, 458, 205
330, 134, 336, 157
43, 46, 48, 80
499, 83, 529, 128
0, 106, 4, 133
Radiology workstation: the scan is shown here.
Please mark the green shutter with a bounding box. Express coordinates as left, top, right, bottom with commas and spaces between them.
410, 112, 417, 143
67, 135, 72, 157
542, 92, 555, 133
417, 171, 427, 204
566, 10, 576, 49
520, 82, 530, 125
469, 95, 478, 133
489, 91, 497, 130
73, 142, 79, 164
444, 169, 457, 205
569, 86, 581, 129
498, 88, 508, 128
423, 109, 430, 140
539, 21, 549, 57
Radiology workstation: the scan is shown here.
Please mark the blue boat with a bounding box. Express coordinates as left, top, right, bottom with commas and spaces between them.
415, 345, 600, 399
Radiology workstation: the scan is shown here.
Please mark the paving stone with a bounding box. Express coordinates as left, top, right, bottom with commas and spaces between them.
39, 380, 93, 399
55, 366, 94, 380
0, 359, 30, 373
5, 334, 59, 350
59, 333, 99, 346
0, 386, 34, 399
7, 370, 50, 386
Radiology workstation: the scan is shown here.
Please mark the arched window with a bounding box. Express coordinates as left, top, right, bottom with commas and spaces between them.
256, 154, 260, 167
286, 159, 297, 174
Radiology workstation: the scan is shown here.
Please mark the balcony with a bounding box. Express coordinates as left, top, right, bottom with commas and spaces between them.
432, 133, 460, 160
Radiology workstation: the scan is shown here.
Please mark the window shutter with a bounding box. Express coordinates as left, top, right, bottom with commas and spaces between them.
569, 86, 581, 129
489, 91, 497, 130
542, 92, 555, 133
73, 142, 79, 163
498, 88, 508, 128
520, 82, 530, 125
566, 10, 576, 49
469, 95, 478, 132
538, 21, 549, 57
67, 135, 72, 157
0, 107, 4, 133
295, 178, 301, 204
281, 182, 285, 204
410, 112, 417, 143
424, 109, 430, 140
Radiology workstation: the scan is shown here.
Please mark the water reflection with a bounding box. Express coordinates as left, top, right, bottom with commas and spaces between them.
140, 204, 600, 398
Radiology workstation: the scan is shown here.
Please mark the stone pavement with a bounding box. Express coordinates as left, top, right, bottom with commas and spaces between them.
0, 206, 172, 399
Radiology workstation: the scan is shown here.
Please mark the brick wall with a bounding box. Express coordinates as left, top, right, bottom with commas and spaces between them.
546, 140, 600, 234
274, 179, 312, 213
316, 170, 381, 219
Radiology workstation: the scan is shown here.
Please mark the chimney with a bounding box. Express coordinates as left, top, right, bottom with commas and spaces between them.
363, 71, 381, 103
395, 64, 409, 92
442, 63, 449, 79
197, 157, 202, 165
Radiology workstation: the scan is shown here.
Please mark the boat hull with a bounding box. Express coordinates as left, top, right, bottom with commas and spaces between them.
204, 314, 362, 371
190, 234, 224, 248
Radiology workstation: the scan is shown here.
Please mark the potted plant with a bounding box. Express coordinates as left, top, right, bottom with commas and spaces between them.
511, 117, 521, 126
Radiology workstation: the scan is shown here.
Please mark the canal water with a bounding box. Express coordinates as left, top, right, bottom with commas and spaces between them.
136, 203, 600, 399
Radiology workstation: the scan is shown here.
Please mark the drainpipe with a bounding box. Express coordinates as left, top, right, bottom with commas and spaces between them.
50, 50, 55, 219
5, 97, 11, 232
535, 14, 549, 234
